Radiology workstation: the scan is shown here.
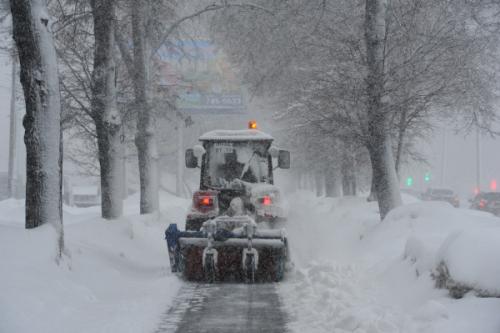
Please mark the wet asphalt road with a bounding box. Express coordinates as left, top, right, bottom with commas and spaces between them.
155, 283, 288, 333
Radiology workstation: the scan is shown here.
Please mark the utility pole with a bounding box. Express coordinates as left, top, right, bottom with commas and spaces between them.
7, 56, 17, 198
176, 116, 184, 197
476, 126, 481, 193
440, 129, 447, 187
122, 133, 128, 199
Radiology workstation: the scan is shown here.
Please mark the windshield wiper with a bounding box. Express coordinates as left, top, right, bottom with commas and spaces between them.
239, 151, 256, 179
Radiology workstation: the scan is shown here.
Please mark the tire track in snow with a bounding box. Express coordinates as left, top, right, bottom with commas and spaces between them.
154, 283, 209, 333
155, 283, 288, 333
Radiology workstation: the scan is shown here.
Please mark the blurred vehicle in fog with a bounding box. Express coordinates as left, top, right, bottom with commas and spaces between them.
470, 192, 500, 216
400, 188, 422, 199
71, 185, 101, 207
421, 188, 460, 208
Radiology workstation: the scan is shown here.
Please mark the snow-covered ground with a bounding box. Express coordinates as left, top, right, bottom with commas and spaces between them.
0, 192, 189, 333
282, 191, 500, 333
2, 190, 500, 332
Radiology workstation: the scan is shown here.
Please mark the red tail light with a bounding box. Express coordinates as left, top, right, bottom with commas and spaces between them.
479, 199, 487, 208
193, 191, 218, 213
200, 197, 212, 206
261, 196, 272, 206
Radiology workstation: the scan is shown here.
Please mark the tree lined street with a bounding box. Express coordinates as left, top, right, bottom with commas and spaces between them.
3, 0, 500, 332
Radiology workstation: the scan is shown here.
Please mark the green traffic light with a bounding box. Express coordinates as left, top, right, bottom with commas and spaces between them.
424, 172, 431, 182
406, 177, 413, 187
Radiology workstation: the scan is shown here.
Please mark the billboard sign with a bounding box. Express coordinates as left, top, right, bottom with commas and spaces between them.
155, 40, 247, 115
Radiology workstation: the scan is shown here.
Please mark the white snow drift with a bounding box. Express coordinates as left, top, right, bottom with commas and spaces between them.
2, 190, 500, 333
282, 191, 500, 333
0, 192, 189, 333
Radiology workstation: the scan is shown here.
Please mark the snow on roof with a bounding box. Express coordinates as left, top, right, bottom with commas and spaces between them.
72, 186, 99, 196
199, 129, 274, 142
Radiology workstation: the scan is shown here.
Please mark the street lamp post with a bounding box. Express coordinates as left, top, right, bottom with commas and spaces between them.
440, 129, 447, 187
476, 126, 481, 193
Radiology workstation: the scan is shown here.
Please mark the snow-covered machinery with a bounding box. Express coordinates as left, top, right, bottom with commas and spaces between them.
165, 121, 291, 282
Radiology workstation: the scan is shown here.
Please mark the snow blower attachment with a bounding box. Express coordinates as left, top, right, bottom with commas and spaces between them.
165, 122, 290, 283
165, 215, 287, 282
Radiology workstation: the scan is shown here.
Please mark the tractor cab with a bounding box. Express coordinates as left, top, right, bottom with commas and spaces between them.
184, 122, 290, 230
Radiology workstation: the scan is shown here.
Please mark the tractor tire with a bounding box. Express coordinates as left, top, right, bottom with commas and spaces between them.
244, 254, 256, 284
204, 253, 216, 283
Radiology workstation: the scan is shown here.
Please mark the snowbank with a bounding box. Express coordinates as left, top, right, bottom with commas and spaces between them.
5, 188, 500, 332
282, 191, 500, 333
0, 192, 190, 333
435, 230, 500, 297
380, 202, 500, 297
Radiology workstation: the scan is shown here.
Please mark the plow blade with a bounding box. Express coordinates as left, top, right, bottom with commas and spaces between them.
180, 238, 286, 282
166, 224, 287, 282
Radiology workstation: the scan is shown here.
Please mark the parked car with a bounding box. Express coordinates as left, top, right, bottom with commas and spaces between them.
420, 188, 460, 207
72, 185, 100, 207
470, 192, 500, 216
400, 188, 422, 199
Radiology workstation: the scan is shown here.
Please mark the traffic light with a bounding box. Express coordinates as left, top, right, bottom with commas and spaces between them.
490, 179, 497, 191
424, 172, 431, 182
406, 177, 413, 187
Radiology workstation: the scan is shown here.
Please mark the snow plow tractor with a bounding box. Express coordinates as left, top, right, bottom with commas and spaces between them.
165, 121, 291, 283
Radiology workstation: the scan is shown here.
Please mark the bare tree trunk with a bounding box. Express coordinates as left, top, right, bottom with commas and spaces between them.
342, 156, 357, 196
325, 166, 342, 198
132, 0, 159, 214
314, 171, 324, 197
342, 172, 356, 196
91, 0, 124, 219
350, 151, 358, 196
365, 0, 402, 219
306, 171, 316, 192
11, 0, 64, 254
292, 169, 300, 192
299, 172, 306, 190
394, 108, 407, 177
367, 175, 377, 201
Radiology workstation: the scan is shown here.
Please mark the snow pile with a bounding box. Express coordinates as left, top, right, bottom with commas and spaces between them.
281, 261, 421, 333
4, 187, 500, 332
282, 191, 500, 333
435, 230, 500, 297
378, 202, 500, 297
0, 192, 189, 333
284, 191, 379, 266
